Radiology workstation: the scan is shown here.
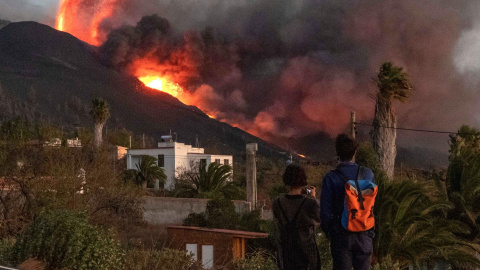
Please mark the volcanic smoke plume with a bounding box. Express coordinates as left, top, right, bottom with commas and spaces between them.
54, 0, 480, 149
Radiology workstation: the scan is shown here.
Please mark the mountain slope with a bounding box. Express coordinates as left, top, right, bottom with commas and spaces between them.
0, 21, 287, 158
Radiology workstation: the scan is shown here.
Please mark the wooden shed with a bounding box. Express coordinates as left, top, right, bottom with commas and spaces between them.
167, 225, 269, 269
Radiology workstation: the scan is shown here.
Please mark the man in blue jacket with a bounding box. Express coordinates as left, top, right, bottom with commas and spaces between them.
320, 134, 375, 270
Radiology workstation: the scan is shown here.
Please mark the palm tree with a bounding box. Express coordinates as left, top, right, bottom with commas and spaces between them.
134, 155, 166, 188
175, 162, 244, 199
89, 98, 110, 148
371, 62, 413, 180
356, 144, 480, 269
447, 126, 480, 244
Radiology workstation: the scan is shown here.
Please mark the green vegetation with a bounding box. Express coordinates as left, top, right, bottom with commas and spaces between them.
129, 155, 167, 188
12, 210, 124, 270
374, 62, 413, 102
231, 250, 277, 270
356, 138, 480, 269
175, 162, 245, 200
0, 113, 479, 269
124, 248, 203, 270
183, 197, 269, 231
0, 238, 14, 266
447, 126, 480, 246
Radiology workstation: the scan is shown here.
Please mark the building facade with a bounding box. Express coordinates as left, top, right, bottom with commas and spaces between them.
126, 142, 233, 190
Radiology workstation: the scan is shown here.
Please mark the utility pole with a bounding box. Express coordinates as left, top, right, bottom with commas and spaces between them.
142, 133, 145, 148
129, 136, 132, 148
246, 143, 258, 211
350, 111, 356, 140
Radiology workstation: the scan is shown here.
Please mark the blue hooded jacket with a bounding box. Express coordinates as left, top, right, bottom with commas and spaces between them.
320, 162, 375, 235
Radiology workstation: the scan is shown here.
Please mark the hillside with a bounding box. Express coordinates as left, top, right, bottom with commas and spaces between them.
0, 21, 287, 158
0, 21, 449, 167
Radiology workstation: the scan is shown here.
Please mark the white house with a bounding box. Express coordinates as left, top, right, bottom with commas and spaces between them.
126, 141, 233, 190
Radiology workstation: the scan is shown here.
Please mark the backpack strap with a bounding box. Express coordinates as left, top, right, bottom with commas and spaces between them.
277, 197, 307, 224
354, 166, 366, 210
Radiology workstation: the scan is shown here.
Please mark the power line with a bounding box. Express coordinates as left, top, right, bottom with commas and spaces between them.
354, 122, 458, 134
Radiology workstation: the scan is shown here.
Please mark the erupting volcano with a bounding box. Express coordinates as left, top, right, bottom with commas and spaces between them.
55, 0, 123, 46
50, 0, 476, 152
54, 1, 209, 117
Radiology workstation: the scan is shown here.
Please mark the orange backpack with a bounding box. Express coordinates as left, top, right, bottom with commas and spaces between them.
334, 166, 378, 232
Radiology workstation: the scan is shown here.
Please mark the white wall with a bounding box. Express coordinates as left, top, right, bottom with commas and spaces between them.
127, 143, 233, 190
127, 148, 175, 189
142, 197, 252, 225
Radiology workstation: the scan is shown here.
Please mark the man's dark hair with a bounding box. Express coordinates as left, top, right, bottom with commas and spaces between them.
335, 134, 359, 161
283, 164, 308, 187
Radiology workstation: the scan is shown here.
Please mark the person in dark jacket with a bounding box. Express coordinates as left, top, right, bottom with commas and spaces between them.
320, 134, 375, 270
273, 164, 321, 270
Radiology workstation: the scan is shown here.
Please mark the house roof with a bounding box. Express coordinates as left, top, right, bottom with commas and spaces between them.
167, 226, 269, 239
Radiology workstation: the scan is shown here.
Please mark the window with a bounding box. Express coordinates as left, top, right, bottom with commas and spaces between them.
200, 159, 207, 168
224, 159, 229, 166
202, 245, 214, 269
215, 159, 221, 164
186, 244, 198, 261
158, 155, 165, 167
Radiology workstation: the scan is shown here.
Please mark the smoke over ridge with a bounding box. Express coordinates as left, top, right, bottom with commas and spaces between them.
8, 0, 480, 150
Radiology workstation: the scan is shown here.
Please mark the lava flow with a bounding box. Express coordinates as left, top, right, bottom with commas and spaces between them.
54, 0, 219, 120
138, 76, 184, 98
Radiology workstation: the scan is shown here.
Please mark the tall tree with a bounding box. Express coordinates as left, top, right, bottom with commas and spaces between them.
89, 98, 110, 148
371, 62, 413, 179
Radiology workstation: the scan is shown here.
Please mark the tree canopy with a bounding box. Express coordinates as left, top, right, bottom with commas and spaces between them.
374, 61, 413, 103
89, 97, 110, 124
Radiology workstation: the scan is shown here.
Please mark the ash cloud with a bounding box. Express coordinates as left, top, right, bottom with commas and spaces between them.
94, 0, 480, 149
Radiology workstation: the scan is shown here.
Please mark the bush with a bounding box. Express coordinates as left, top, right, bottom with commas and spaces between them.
183, 198, 240, 229
184, 212, 208, 227
268, 184, 288, 201
372, 255, 401, 270
232, 249, 277, 270
124, 248, 203, 270
203, 197, 240, 229
12, 210, 124, 270
0, 238, 15, 266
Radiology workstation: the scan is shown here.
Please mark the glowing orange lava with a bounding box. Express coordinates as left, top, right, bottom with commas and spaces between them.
138, 76, 184, 98
55, 0, 219, 120
55, 0, 119, 45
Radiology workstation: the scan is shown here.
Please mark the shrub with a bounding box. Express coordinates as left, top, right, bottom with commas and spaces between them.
184, 212, 208, 227
0, 238, 15, 266
12, 210, 124, 270
124, 248, 203, 270
268, 184, 288, 201
372, 255, 401, 270
203, 197, 240, 229
183, 198, 240, 229
232, 249, 277, 270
